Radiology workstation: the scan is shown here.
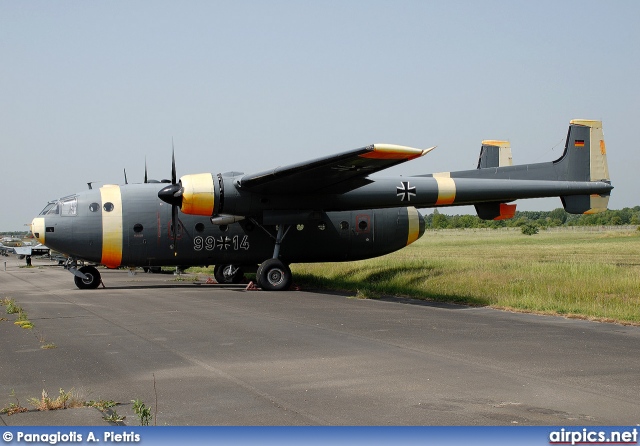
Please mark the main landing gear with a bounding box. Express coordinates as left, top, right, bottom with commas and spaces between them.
254, 223, 293, 291
256, 258, 292, 291
214, 264, 245, 284
213, 222, 294, 291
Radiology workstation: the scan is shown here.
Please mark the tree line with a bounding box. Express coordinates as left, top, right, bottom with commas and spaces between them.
425, 207, 640, 230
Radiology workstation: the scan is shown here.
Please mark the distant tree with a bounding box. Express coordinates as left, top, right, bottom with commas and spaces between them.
549, 208, 567, 224
431, 210, 449, 229
521, 222, 539, 235
422, 206, 640, 231
610, 216, 623, 225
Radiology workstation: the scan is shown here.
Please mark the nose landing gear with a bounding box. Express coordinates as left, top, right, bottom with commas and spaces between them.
72, 265, 102, 289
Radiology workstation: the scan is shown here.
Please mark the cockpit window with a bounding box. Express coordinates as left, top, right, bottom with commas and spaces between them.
60, 197, 78, 216
40, 196, 78, 217
39, 202, 57, 215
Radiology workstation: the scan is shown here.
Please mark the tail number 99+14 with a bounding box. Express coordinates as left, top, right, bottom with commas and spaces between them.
193, 235, 249, 251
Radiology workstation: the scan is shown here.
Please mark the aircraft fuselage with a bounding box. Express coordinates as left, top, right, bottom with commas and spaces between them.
31, 183, 425, 270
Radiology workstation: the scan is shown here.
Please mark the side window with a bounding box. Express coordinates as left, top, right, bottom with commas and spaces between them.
355, 214, 370, 233
61, 197, 78, 216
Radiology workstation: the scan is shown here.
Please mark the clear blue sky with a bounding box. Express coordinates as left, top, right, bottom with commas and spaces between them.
1, 1, 638, 231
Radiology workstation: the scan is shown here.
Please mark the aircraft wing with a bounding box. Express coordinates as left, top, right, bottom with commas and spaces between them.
237, 144, 434, 194
14, 247, 32, 256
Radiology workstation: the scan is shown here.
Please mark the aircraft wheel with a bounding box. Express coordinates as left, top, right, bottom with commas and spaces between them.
257, 259, 292, 291
214, 264, 244, 284
74, 266, 101, 290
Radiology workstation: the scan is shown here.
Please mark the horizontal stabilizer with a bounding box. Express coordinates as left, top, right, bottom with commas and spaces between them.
561, 194, 610, 215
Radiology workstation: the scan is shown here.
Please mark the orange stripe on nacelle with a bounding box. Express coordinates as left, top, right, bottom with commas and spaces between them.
359, 144, 434, 160
406, 207, 420, 246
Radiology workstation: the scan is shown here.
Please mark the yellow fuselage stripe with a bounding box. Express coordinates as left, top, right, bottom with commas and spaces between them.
100, 185, 123, 268
433, 173, 456, 205
406, 207, 420, 246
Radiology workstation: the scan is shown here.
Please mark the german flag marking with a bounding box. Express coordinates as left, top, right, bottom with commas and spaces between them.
575, 140, 585, 147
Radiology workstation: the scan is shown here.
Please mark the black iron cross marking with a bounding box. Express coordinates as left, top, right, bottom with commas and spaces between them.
216, 236, 231, 250
396, 181, 416, 202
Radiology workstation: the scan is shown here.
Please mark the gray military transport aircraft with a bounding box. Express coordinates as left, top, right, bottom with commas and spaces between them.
30, 119, 612, 291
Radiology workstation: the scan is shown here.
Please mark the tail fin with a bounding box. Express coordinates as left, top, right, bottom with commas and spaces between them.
557, 119, 610, 214
477, 140, 513, 169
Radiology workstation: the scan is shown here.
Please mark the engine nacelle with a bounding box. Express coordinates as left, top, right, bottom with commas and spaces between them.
179, 173, 217, 216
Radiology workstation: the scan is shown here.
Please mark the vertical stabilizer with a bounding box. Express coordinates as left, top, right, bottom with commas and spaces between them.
477, 140, 513, 169
560, 119, 610, 214
569, 119, 609, 182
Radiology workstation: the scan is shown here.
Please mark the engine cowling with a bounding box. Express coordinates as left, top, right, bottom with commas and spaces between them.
180, 173, 216, 216
158, 173, 218, 216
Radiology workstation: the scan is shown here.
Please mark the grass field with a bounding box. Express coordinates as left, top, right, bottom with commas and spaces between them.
289, 227, 640, 325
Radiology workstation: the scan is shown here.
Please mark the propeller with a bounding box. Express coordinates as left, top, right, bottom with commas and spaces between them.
124, 168, 128, 185
144, 157, 148, 184
158, 144, 184, 256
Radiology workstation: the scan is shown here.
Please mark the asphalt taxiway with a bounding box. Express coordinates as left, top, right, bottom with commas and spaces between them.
1, 259, 639, 426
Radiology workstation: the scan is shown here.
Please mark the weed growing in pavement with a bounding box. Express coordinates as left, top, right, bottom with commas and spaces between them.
0, 390, 28, 416
132, 399, 152, 426
2, 298, 20, 314
13, 310, 33, 329
37, 333, 56, 349
85, 399, 119, 412
28, 388, 84, 411
102, 410, 125, 423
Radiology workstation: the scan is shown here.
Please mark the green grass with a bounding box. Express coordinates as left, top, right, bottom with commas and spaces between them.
291, 228, 640, 324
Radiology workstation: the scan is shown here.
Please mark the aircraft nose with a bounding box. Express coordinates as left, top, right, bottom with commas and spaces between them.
31, 217, 46, 244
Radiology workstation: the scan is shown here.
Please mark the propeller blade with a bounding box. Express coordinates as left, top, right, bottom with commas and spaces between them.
144, 157, 148, 184
124, 168, 128, 185
166, 142, 179, 256
171, 203, 178, 256
171, 139, 177, 185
